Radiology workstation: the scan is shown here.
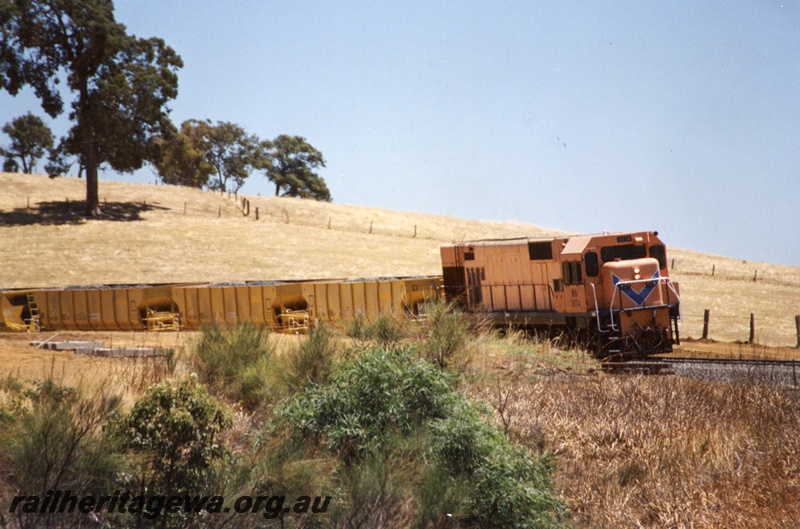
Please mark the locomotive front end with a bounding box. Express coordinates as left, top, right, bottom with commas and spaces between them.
599, 256, 681, 357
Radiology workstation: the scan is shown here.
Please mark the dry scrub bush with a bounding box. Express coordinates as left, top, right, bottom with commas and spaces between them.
417, 301, 473, 372
280, 323, 338, 394
499, 374, 800, 528
344, 311, 408, 349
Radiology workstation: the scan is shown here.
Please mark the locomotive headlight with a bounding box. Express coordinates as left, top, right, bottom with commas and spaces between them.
633, 267, 641, 280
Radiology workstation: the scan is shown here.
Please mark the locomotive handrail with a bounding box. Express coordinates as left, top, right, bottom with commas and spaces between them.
608, 276, 681, 332
589, 283, 611, 334
665, 278, 683, 323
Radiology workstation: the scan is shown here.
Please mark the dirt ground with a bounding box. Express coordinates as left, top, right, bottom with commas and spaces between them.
669, 338, 800, 360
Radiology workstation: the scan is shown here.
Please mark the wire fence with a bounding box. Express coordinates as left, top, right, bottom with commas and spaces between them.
681, 310, 800, 348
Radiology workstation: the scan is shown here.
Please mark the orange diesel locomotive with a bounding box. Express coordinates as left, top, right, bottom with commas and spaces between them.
441, 231, 681, 357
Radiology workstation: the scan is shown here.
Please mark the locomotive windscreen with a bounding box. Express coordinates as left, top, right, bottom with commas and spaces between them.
600, 245, 646, 263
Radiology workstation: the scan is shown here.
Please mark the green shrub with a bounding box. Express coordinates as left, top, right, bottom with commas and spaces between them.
413, 464, 472, 529
271, 344, 566, 529
429, 400, 565, 529
276, 346, 456, 458
115, 376, 231, 526
372, 312, 407, 348
0, 378, 123, 529
281, 324, 338, 395
334, 445, 415, 528
193, 321, 273, 407
344, 313, 372, 343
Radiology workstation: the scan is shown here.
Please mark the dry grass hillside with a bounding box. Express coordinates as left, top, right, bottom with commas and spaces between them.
1, 172, 799, 346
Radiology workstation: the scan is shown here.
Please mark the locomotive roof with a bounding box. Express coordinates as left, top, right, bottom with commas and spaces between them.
444, 230, 657, 246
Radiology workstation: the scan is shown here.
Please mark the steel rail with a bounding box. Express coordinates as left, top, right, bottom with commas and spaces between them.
656, 356, 800, 367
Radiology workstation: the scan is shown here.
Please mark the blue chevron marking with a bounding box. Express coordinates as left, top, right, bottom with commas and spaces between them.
612, 270, 660, 307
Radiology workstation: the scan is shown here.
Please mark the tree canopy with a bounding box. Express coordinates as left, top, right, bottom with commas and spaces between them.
152, 119, 263, 193
152, 122, 332, 201
263, 134, 330, 201
0, 112, 53, 173
203, 120, 262, 193
151, 119, 215, 189
0, 0, 182, 216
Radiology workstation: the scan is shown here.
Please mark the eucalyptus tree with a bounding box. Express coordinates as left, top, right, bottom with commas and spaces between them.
263, 134, 331, 201
0, 0, 182, 216
152, 119, 261, 193
151, 119, 215, 188
0, 112, 53, 173
203, 120, 261, 193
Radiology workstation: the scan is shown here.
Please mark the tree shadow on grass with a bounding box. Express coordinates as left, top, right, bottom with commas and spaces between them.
0, 200, 170, 226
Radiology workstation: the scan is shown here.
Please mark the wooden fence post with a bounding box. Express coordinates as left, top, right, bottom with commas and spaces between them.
255, 207, 259, 221
711, 264, 715, 276
749, 313, 755, 344
369, 221, 373, 234
413, 225, 417, 238
753, 270, 758, 282
702, 309, 710, 340
795, 315, 800, 348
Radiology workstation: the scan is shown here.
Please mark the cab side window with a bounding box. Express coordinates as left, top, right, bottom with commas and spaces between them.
649, 244, 666, 269
584, 252, 599, 277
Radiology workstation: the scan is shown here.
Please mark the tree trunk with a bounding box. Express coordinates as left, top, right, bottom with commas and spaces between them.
78, 87, 101, 217
85, 161, 101, 216
83, 141, 101, 216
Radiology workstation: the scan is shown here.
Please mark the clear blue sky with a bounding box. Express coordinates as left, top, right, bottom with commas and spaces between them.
2, 1, 799, 265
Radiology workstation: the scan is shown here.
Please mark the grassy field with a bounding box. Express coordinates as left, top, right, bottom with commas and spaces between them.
2, 172, 799, 346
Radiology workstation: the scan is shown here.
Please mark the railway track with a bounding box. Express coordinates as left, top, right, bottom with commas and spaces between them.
603, 356, 800, 387
660, 356, 800, 367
